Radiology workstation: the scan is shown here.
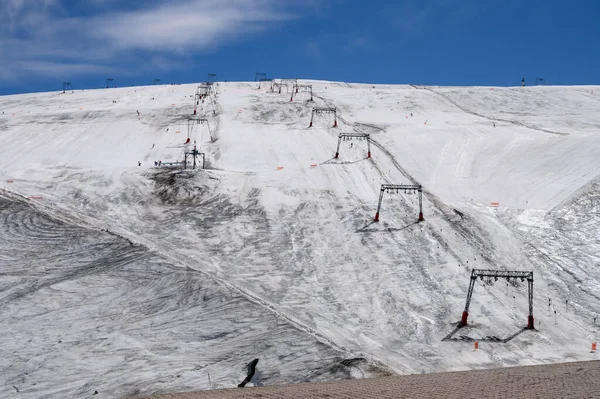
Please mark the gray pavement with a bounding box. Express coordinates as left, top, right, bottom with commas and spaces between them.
135, 360, 600, 399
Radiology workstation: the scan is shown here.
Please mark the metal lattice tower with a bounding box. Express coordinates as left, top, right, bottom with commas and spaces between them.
106, 78, 115, 88
208, 73, 217, 82
281, 78, 298, 86
187, 117, 213, 142
184, 143, 206, 170
335, 133, 371, 159
309, 107, 337, 128
195, 85, 210, 104
461, 269, 534, 329
62, 82, 73, 93
255, 73, 267, 82
272, 82, 287, 94
374, 184, 424, 223
290, 84, 313, 102
258, 78, 273, 90
193, 84, 217, 116
535, 77, 546, 85
153, 79, 162, 85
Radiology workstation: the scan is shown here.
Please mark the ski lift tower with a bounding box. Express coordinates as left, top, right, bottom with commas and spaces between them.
535, 77, 546, 85
183, 143, 206, 170
208, 73, 217, 82
62, 82, 73, 93
309, 107, 337, 128
335, 132, 371, 159
290, 84, 313, 102
258, 78, 273, 90
460, 269, 535, 329
255, 72, 267, 82
374, 184, 424, 222
272, 82, 287, 94
106, 78, 115, 88
153, 78, 162, 85
187, 117, 214, 142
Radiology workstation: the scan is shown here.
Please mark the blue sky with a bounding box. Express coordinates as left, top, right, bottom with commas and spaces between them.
1, 0, 598, 95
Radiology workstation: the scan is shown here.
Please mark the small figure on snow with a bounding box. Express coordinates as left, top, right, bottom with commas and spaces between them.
493, 122, 496, 128
154, 161, 158, 167
350, 142, 353, 148
151, 143, 155, 149
138, 161, 141, 166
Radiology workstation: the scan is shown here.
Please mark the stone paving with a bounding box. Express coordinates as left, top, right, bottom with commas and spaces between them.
136, 360, 600, 399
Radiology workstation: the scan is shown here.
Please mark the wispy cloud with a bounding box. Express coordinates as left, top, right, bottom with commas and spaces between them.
0, 0, 308, 82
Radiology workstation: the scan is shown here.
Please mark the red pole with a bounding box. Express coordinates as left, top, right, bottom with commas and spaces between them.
374, 212, 380, 222
461, 311, 469, 326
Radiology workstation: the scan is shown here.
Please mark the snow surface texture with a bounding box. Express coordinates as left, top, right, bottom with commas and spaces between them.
1, 82, 599, 398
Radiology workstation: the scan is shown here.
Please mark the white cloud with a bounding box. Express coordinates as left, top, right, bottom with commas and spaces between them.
0, 0, 307, 82
90, 1, 292, 52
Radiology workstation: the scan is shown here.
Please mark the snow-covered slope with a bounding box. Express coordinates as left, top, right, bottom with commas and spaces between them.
1, 81, 599, 398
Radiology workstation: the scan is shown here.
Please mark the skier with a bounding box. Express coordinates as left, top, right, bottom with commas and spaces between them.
137, 110, 140, 116
138, 161, 141, 166
493, 122, 496, 128
154, 161, 158, 167
350, 142, 353, 148
151, 143, 155, 149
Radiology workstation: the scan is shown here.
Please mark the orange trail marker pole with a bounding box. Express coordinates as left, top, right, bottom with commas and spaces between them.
593, 342, 597, 352
474, 341, 479, 350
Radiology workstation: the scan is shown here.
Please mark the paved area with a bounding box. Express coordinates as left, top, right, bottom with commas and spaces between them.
136, 360, 600, 399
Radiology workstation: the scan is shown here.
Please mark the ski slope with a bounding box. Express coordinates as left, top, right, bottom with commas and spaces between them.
1, 81, 600, 398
